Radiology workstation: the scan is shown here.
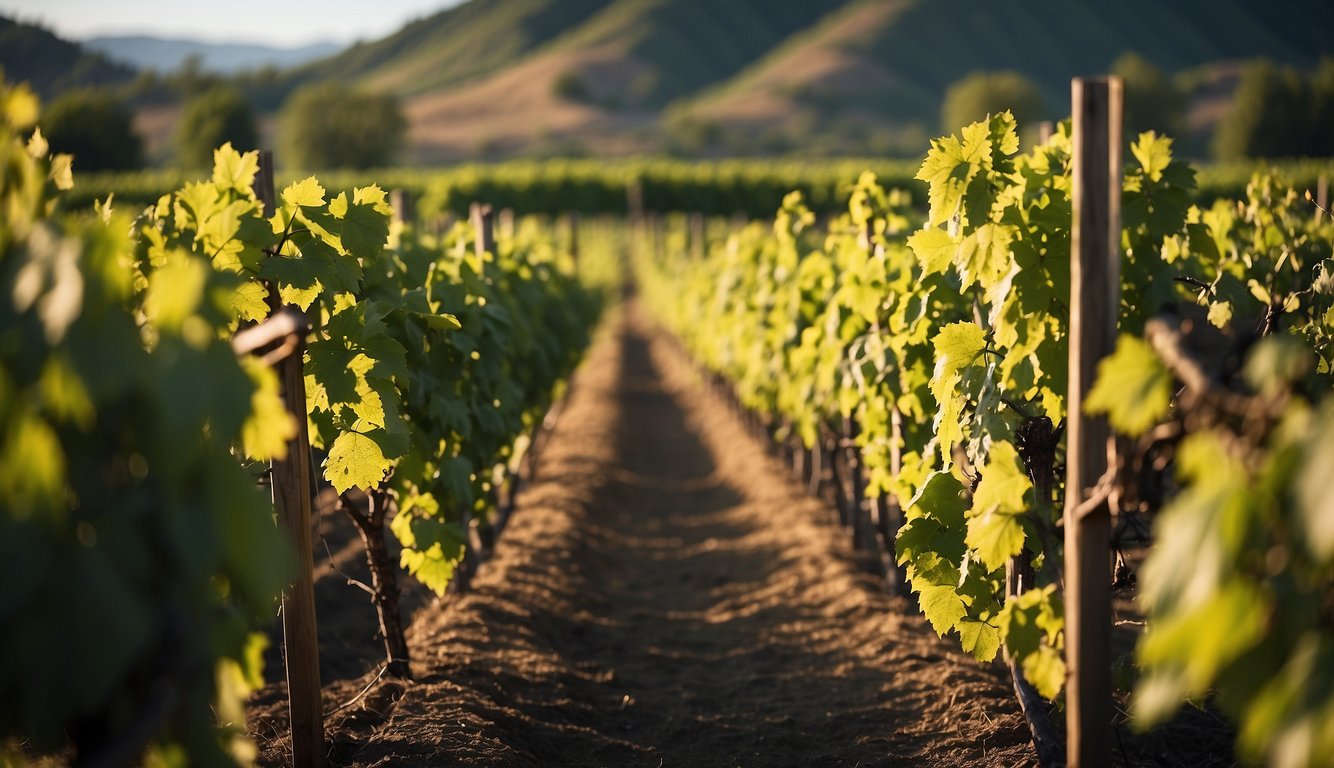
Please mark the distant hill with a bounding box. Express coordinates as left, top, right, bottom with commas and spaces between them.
281, 0, 1329, 161
286, 0, 855, 160
285, 0, 612, 99
672, 0, 1334, 155
0, 16, 136, 98
7, 0, 1333, 163
84, 36, 341, 74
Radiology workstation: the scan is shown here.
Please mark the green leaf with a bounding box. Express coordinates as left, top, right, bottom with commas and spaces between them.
907, 227, 956, 277
1085, 334, 1173, 437
955, 222, 1015, 290
1138, 579, 1270, 693
998, 585, 1065, 698
282, 177, 326, 209
1298, 405, 1334, 563
966, 510, 1027, 573
932, 322, 986, 396
231, 281, 270, 323
259, 255, 323, 311
958, 617, 1001, 662
211, 143, 259, 194
324, 431, 393, 494
239, 358, 295, 461
919, 583, 968, 636
328, 187, 392, 261
965, 440, 1035, 573
906, 471, 968, 529
399, 541, 465, 596
972, 441, 1031, 517
1021, 645, 1066, 700
1130, 132, 1172, 183
1242, 336, 1311, 395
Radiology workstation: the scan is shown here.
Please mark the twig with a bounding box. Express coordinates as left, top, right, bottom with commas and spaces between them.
326, 662, 400, 715
1172, 275, 1215, 297
320, 534, 375, 597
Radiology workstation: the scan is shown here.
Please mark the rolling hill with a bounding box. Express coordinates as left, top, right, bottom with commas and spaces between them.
287, 0, 1329, 161
671, 0, 1334, 155
6, 0, 1332, 162
0, 16, 137, 98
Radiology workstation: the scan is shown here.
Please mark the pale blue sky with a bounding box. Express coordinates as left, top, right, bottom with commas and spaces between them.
1, 0, 464, 47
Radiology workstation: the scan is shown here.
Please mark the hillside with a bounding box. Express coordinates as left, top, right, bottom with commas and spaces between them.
7, 0, 1333, 163
391, 0, 855, 160
324, 0, 1332, 161
0, 16, 137, 98
281, 0, 611, 99
672, 0, 1334, 155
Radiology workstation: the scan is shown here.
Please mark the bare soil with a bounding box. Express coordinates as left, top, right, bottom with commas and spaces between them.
248, 307, 1234, 767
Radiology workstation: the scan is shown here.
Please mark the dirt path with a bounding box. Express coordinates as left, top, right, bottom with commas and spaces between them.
336, 308, 1034, 767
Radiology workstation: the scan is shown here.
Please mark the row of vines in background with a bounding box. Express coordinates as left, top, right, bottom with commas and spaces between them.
60, 155, 1334, 221
636, 110, 1334, 767
1, 73, 616, 766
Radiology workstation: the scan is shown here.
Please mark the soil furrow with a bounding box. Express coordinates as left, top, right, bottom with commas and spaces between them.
340, 308, 1033, 767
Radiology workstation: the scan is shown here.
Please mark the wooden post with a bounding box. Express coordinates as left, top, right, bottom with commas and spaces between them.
452, 202, 496, 593
252, 151, 326, 768
566, 211, 580, 267
498, 207, 516, 241
470, 202, 495, 258
1037, 120, 1055, 144
1065, 76, 1121, 768
689, 212, 706, 261
1317, 175, 1329, 224
390, 189, 412, 227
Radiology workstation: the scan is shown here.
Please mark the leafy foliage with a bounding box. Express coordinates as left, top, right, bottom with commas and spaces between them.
1, 80, 286, 765
939, 71, 1044, 135
278, 81, 407, 170
134, 142, 609, 597
39, 87, 142, 171
174, 85, 258, 169
636, 109, 1334, 763
1213, 56, 1334, 161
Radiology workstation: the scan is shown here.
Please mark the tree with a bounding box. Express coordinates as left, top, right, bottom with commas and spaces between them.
174, 85, 258, 169
940, 70, 1043, 133
1112, 52, 1185, 139
278, 82, 406, 170
1213, 59, 1311, 160
1310, 57, 1334, 157
40, 88, 142, 171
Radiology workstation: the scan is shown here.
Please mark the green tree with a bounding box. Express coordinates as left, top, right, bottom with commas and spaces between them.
174, 85, 258, 169
940, 70, 1043, 133
1213, 59, 1310, 160
1112, 51, 1185, 139
278, 81, 406, 170
41, 88, 142, 171
1310, 56, 1334, 157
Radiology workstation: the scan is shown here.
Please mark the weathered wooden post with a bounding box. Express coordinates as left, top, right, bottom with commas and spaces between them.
252, 150, 326, 768
1065, 76, 1121, 768
390, 188, 412, 227
566, 211, 580, 267
471, 202, 495, 259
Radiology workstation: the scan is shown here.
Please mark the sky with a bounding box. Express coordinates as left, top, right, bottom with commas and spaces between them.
0, 0, 463, 47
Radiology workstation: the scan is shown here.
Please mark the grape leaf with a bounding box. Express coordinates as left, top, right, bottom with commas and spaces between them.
967, 440, 1031, 570
282, 177, 326, 209
958, 617, 1001, 662
1085, 334, 1172, 437
919, 583, 968, 636
324, 430, 393, 493
907, 227, 956, 277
